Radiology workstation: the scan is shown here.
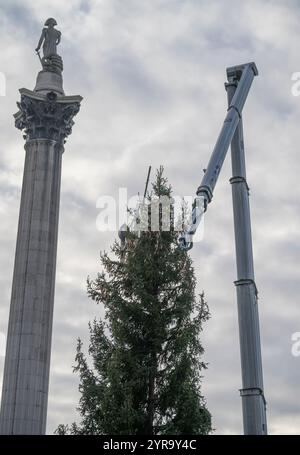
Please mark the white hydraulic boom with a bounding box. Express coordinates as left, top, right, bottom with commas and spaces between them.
179, 62, 267, 435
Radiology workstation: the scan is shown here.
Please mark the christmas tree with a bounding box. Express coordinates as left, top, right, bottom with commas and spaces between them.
57, 167, 211, 435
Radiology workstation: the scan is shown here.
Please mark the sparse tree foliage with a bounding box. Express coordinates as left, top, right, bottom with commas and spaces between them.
57, 167, 211, 435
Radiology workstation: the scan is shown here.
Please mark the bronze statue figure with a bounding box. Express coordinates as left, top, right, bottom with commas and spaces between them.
36, 18, 63, 73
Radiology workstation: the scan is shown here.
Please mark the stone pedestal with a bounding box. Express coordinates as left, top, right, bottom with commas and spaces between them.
0, 85, 82, 434
34, 70, 64, 96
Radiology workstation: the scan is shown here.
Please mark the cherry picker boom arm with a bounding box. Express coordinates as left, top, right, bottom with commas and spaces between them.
179, 62, 258, 250
178, 62, 268, 435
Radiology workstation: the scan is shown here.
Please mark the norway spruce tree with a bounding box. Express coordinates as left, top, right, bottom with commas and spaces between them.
57, 168, 211, 435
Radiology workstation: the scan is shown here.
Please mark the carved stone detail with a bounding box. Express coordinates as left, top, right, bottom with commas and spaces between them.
15, 91, 81, 144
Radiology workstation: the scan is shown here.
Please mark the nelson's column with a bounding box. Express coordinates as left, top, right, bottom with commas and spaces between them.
0, 18, 82, 434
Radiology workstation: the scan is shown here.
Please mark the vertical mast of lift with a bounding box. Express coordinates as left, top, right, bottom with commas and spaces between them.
179, 62, 267, 434
226, 65, 267, 435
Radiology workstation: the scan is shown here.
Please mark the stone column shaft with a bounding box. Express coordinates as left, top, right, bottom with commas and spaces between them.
0, 139, 62, 434
0, 89, 81, 434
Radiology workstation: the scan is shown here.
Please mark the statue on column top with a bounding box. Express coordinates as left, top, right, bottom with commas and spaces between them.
36, 18, 63, 73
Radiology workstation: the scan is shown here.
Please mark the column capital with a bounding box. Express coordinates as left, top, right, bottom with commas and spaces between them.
14, 89, 82, 145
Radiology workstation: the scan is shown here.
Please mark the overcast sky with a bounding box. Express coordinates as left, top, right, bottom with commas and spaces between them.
0, 0, 300, 435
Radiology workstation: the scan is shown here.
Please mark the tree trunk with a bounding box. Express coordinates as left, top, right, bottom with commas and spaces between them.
145, 351, 157, 434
